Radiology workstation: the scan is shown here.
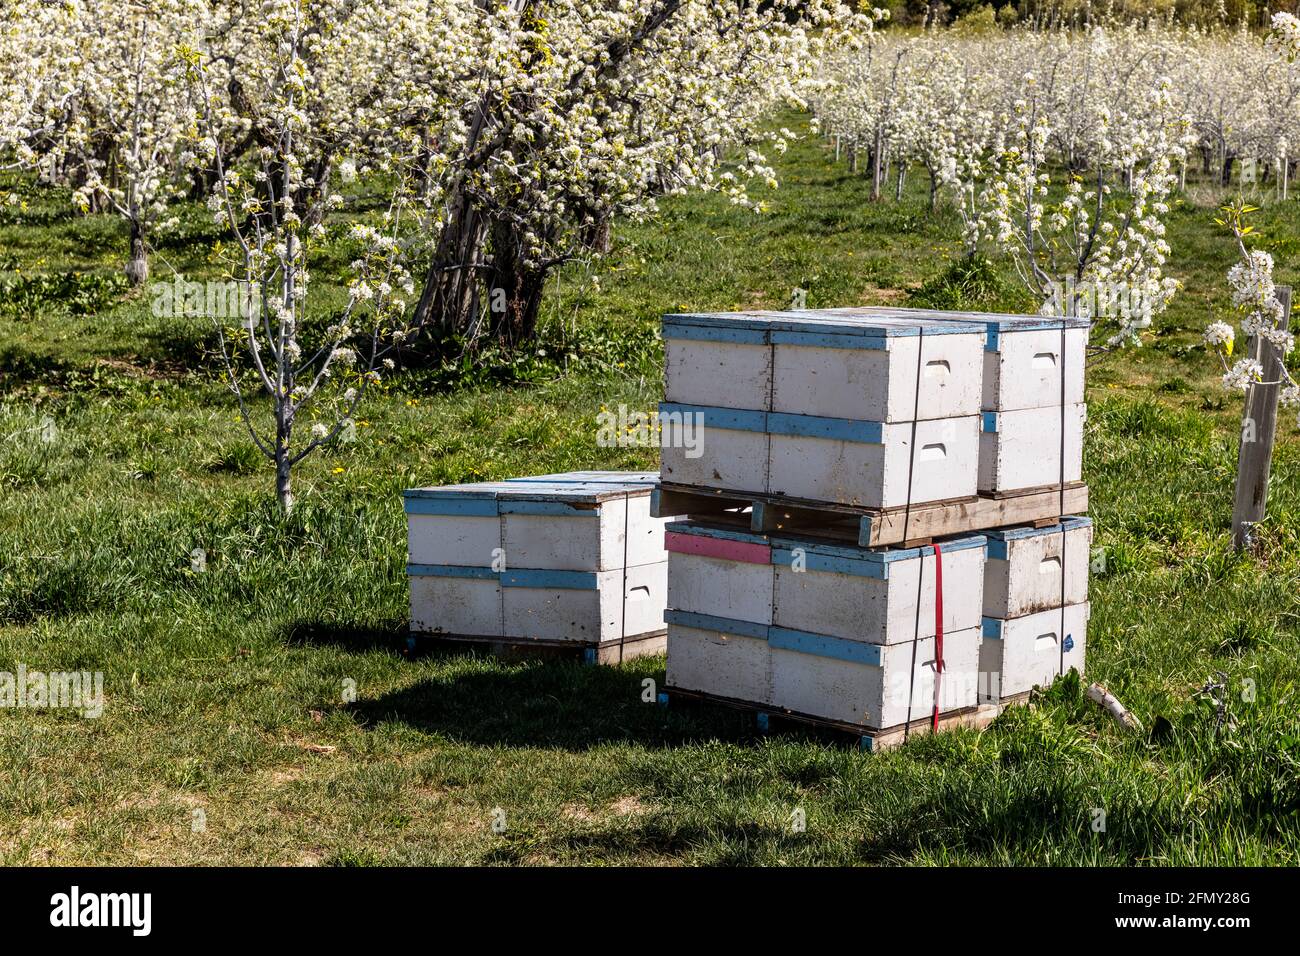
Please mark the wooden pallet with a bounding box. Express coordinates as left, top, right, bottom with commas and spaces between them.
652, 480, 1088, 548
660, 685, 1033, 752
406, 629, 666, 665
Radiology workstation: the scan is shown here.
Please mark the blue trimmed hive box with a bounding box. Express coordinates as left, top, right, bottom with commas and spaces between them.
404, 472, 678, 657
660, 309, 984, 509
978, 518, 1092, 700
902, 308, 1089, 494
662, 520, 990, 729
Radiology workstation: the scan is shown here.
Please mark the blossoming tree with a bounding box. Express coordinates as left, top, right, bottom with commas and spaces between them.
189, 0, 422, 512
18, 0, 210, 284
407, 0, 876, 346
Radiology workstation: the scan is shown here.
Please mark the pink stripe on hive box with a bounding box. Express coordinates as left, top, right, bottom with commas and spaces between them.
664, 530, 771, 565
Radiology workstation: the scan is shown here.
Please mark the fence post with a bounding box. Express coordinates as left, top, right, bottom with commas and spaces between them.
1231, 285, 1293, 550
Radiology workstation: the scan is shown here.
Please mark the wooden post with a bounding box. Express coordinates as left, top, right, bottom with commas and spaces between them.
1232, 285, 1293, 550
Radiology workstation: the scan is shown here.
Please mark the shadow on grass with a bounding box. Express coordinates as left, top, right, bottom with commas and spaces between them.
348, 659, 755, 751
0, 344, 69, 383
281, 618, 408, 655
480, 818, 798, 865
0, 207, 82, 229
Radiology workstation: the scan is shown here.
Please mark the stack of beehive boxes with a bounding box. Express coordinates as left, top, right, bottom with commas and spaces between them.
659, 307, 1091, 737
404, 472, 676, 663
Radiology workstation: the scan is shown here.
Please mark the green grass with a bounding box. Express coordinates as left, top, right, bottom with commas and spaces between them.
1, 110, 1299, 865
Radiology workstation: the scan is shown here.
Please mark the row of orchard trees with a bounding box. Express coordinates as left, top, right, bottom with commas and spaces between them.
1, 0, 875, 338
809, 17, 1300, 345
0, 0, 875, 510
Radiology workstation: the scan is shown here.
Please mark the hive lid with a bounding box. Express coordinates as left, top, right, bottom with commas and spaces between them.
662, 308, 985, 341
836, 305, 1091, 333
404, 471, 659, 503
984, 516, 1093, 542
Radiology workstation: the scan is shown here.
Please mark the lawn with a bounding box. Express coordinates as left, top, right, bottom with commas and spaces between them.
1, 110, 1298, 865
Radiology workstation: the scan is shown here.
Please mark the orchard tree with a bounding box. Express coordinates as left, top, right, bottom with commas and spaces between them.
979, 58, 1195, 346
1205, 16, 1300, 407
200, 0, 466, 227
189, 0, 421, 513
0, 2, 74, 178
408, 0, 878, 347
23, 0, 211, 284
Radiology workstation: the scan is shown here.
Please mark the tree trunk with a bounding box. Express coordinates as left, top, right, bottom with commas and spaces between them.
412, 187, 487, 339
485, 216, 546, 345
125, 219, 149, 286
275, 419, 294, 514
583, 216, 611, 255
871, 127, 884, 201
276, 455, 293, 514
928, 167, 939, 212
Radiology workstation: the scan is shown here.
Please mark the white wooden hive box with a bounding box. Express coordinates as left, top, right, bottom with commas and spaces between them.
983, 517, 1092, 618
663, 308, 985, 421
405, 471, 675, 643
978, 405, 1085, 494
979, 601, 1090, 700
664, 521, 986, 644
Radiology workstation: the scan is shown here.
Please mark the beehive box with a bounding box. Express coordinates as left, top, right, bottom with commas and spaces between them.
867, 308, 1089, 411
660, 406, 981, 508
665, 610, 982, 730
663, 310, 985, 421
983, 518, 1093, 618
978, 404, 1085, 494
661, 309, 985, 508
979, 602, 1090, 701
404, 472, 675, 652
663, 522, 986, 729
664, 522, 986, 642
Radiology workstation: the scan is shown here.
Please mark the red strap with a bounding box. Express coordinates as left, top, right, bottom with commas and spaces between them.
931, 543, 944, 732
